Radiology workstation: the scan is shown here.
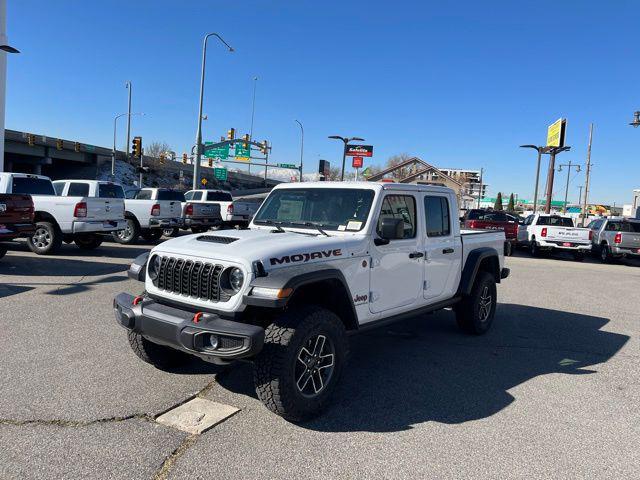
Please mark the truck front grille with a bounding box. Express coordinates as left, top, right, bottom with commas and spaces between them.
156, 257, 228, 302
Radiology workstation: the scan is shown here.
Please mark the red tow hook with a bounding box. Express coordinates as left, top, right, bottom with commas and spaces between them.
132, 296, 144, 306
193, 312, 204, 324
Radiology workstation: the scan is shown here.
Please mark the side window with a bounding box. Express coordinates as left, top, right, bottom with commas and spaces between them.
135, 190, 152, 200
525, 216, 534, 226
376, 194, 416, 239
54, 183, 65, 196
191, 191, 203, 201
67, 183, 89, 197
424, 195, 451, 237
606, 222, 619, 232
590, 220, 602, 230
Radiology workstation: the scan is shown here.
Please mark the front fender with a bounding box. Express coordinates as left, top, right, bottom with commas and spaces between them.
127, 252, 149, 282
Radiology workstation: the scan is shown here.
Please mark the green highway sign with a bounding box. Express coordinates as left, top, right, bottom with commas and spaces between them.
204, 142, 229, 159
214, 167, 228, 181
234, 144, 250, 160
278, 163, 298, 169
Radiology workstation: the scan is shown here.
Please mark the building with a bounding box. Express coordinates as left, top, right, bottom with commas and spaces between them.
439, 168, 488, 202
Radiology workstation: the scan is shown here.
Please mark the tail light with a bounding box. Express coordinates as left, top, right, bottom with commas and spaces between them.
74, 202, 87, 218
541, 227, 547, 237
185, 204, 194, 216
151, 204, 161, 216
589, 230, 593, 241
614, 232, 622, 244
227, 204, 234, 214
467, 220, 477, 228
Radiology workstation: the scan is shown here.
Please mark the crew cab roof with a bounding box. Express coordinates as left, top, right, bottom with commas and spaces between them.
272, 181, 454, 194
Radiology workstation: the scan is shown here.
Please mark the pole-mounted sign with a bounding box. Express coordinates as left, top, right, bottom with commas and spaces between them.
546, 118, 567, 148
345, 145, 373, 157
352, 156, 363, 168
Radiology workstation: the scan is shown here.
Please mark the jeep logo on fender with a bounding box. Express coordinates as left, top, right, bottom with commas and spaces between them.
270, 249, 342, 266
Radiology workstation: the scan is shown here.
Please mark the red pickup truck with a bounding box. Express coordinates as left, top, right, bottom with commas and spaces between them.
0, 193, 35, 260
463, 209, 519, 256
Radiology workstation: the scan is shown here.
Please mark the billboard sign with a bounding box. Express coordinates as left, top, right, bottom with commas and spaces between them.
345, 145, 373, 157
546, 118, 567, 147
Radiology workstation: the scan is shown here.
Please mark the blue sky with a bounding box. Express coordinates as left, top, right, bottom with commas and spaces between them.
6, 0, 640, 204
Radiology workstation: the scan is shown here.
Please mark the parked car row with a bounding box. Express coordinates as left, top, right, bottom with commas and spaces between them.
0, 172, 262, 259
462, 208, 640, 263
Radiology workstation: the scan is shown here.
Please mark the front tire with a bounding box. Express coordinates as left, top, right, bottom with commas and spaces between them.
27, 221, 63, 255
127, 331, 188, 370
113, 216, 140, 244
74, 234, 103, 250
253, 306, 349, 421
455, 272, 497, 335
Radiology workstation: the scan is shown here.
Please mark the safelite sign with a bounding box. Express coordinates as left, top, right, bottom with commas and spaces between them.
345, 145, 373, 157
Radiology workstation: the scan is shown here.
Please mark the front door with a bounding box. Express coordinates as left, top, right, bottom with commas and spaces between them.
369, 194, 423, 314
423, 194, 461, 301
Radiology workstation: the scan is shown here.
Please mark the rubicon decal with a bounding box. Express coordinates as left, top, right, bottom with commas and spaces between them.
270, 249, 342, 265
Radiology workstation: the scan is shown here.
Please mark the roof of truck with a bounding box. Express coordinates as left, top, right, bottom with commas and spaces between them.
273, 181, 453, 194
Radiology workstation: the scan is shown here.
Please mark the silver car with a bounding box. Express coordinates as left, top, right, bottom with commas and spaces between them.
589, 217, 640, 262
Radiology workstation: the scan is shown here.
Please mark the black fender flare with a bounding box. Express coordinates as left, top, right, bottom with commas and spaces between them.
128, 252, 149, 282
457, 247, 500, 297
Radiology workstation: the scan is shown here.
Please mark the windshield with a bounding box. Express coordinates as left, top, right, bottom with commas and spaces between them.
253, 188, 375, 231
537, 216, 574, 227
12, 177, 55, 196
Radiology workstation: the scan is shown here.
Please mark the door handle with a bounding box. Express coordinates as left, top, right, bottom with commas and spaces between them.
442, 248, 455, 254
409, 252, 424, 259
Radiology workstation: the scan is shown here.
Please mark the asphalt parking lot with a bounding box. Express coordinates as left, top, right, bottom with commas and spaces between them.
1, 240, 638, 479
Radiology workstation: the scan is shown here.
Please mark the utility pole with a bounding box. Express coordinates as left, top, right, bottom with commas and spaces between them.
558, 159, 581, 213
125, 81, 132, 163
581, 124, 594, 226
577, 185, 583, 209
476, 168, 484, 209
295, 120, 304, 182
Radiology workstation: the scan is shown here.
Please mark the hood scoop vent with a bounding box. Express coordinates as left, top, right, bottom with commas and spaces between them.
196, 235, 239, 244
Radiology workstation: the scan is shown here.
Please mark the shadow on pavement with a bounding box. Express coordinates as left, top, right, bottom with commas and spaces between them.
216, 303, 628, 432
0, 254, 128, 277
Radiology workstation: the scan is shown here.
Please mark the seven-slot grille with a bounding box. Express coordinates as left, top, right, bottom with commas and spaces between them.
156, 257, 229, 302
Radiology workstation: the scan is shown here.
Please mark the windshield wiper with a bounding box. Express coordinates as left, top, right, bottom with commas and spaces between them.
257, 219, 285, 232
302, 222, 330, 237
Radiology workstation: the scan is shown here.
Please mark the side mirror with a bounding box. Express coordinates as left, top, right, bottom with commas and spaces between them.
377, 217, 404, 244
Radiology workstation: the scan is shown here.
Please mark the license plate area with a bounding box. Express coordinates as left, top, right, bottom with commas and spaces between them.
562, 242, 573, 247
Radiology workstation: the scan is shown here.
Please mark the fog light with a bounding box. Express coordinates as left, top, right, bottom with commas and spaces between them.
208, 335, 219, 349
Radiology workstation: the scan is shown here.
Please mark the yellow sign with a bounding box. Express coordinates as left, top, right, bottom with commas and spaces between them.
201, 178, 208, 186
235, 156, 250, 162
547, 118, 566, 147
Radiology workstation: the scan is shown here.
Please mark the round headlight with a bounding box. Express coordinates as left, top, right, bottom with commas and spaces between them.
229, 267, 244, 292
149, 255, 161, 280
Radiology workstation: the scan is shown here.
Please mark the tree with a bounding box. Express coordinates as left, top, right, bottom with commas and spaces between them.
507, 193, 515, 211
494, 192, 503, 211
146, 141, 172, 158
385, 153, 413, 180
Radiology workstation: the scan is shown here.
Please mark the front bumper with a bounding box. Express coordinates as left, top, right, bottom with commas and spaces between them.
538, 240, 591, 251
73, 219, 127, 234
113, 292, 264, 361
183, 217, 222, 228
0, 222, 36, 240
149, 217, 182, 229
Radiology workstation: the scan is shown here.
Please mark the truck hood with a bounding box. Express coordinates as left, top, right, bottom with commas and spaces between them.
152, 228, 368, 271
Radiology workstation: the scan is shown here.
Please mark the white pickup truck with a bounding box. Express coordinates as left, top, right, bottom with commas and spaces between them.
115, 182, 509, 420
0, 173, 126, 254
115, 188, 183, 244
185, 189, 259, 228
517, 213, 592, 260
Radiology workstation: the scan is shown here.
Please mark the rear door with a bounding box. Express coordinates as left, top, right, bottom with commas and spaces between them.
423, 193, 462, 301
369, 193, 423, 314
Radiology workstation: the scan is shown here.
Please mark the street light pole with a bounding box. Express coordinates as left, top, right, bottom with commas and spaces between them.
519, 145, 549, 214
295, 120, 304, 182
193, 32, 234, 191
125, 81, 132, 163
328, 135, 365, 181
113, 112, 144, 177
476, 167, 484, 209
248, 76, 258, 174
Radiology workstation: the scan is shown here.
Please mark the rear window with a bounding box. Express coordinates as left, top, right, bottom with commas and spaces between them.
134, 190, 152, 200
67, 183, 90, 197
607, 221, 640, 233
467, 210, 509, 222
98, 183, 125, 199
537, 216, 574, 227
206, 191, 233, 201
185, 191, 203, 201
12, 177, 55, 196
157, 190, 185, 202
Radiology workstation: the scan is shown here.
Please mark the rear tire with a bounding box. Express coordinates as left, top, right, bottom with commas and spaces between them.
27, 221, 63, 255
600, 244, 611, 263
141, 229, 163, 242
113, 216, 140, 244
74, 234, 103, 250
0, 245, 7, 260
253, 306, 349, 421
455, 272, 497, 335
127, 331, 189, 370
529, 238, 539, 257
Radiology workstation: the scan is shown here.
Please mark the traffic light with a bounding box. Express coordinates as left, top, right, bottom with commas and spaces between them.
208, 158, 213, 167
74, 142, 81, 152
260, 140, 268, 154
27, 134, 35, 146
132, 137, 142, 158
159, 153, 165, 164
182, 153, 188, 164
227, 128, 235, 140
56, 139, 63, 150
242, 134, 250, 150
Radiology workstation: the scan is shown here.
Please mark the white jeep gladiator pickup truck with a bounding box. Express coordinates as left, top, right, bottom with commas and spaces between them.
115, 188, 183, 244
114, 182, 509, 420
517, 213, 592, 260
0, 173, 126, 254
